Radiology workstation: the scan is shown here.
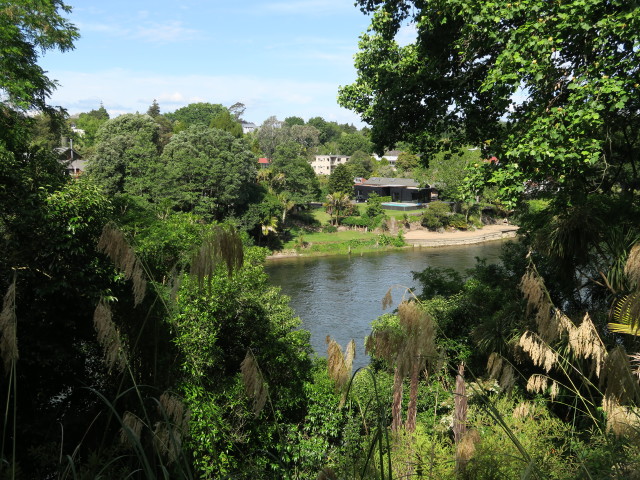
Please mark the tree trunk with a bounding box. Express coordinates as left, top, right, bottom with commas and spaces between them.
391, 366, 403, 432
405, 361, 419, 432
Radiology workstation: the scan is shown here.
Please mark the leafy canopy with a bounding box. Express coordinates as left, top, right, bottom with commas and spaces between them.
339, 0, 640, 204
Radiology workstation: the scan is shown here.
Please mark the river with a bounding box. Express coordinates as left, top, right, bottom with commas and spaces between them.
265, 240, 510, 369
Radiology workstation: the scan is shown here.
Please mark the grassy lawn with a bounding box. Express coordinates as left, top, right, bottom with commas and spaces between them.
308, 204, 423, 226
283, 229, 378, 249
278, 204, 417, 256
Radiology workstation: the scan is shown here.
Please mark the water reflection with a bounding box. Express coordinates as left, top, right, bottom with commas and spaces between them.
266, 241, 510, 369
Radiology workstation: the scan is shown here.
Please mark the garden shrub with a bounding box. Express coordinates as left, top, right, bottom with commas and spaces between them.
448, 213, 469, 230
422, 210, 444, 230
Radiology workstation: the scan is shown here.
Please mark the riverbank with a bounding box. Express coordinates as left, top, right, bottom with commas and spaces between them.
267, 224, 519, 259
403, 224, 519, 247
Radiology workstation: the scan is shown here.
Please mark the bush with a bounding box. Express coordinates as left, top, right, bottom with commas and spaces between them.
421, 210, 443, 230
322, 225, 338, 233
342, 214, 384, 229
448, 213, 468, 230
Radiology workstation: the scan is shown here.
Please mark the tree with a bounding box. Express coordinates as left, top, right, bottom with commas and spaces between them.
165, 102, 226, 129
156, 125, 258, 219
0, 0, 78, 115
284, 116, 305, 127
72, 104, 111, 152
339, 0, 640, 207
307, 116, 341, 145
86, 113, 161, 197
395, 151, 420, 173
210, 108, 243, 138
228, 101, 246, 122
146, 98, 160, 117
271, 155, 321, 206
324, 192, 351, 225
337, 132, 373, 156
256, 115, 287, 159
289, 124, 321, 152
345, 150, 374, 178
327, 163, 354, 196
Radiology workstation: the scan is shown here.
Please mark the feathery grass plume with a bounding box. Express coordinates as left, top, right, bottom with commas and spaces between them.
567, 314, 606, 377
609, 291, 640, 337
153, 421, 182, 463
625, 243, 640, 289
513, 402, 533, 419
602, 396, 640, 438
317, 467, 338, 480
398, 301, 436, 432
382, 288, 393, 310
396, 301, 436, 375
519, 331, 557, 372
453, 363, 467, 444
520, 269, 546, 316
526, 374, 549, 394
93, 298, 127, 371
600, 346, 640, 406
343, 339, 355, 379
240, 350, 268, 416
120, 411, 144, 447
487, 352, 503, 379
550, 381, 559, 401
536, 305, 561, 343
487, 351, 516, 391
190, 224, 244, 291
521, 267, 564, 342
0, 279, 18, 372
326, 337, 355, 393
97, 223, 147, 305
456, 429, 480, 473
159, 392, 190, 435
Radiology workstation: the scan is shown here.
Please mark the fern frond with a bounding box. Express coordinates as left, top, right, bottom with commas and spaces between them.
609, 292, 640, 337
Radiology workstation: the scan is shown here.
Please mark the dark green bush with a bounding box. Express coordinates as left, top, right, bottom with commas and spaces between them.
448, 213, 469, 230
421, 210, 443, 230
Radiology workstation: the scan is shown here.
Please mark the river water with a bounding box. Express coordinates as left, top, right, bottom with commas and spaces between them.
265, 240, 510, 369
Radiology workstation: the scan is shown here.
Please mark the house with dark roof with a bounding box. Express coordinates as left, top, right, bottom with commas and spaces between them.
354, 177, 432, 203
55, 146, 86, 178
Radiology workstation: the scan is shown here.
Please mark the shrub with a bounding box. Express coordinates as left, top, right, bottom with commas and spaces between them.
322, 225, 337, 233
421, 210, 443, 230
448, 213, 468, 230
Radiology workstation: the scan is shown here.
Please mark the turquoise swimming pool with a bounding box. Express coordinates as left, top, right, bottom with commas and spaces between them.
381, 202, 422, 211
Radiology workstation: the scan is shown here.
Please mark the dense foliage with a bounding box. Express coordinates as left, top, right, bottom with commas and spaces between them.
3, 0, 640, 478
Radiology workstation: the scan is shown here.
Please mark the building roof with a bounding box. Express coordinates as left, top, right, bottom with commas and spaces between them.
359, 177, 428, 188
258, 157, 270, 164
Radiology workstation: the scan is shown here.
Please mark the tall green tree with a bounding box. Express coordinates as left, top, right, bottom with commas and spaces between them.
166, 102, 226, 130
86, 113, 161, 197
328, 163, 354, 196
210, 108, 243, 138
0, 0, 78, 115
156, 125, 258, 219
72, 104, 111, 152
337, 132, 373, 156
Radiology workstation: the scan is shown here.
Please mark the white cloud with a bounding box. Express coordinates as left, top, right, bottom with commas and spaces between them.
134, 21, 200, 44
258, 0, 354, 15
46, 69, 365, 126
76, 19, 200, 44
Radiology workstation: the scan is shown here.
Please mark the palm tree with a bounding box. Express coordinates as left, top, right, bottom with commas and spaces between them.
324, 192, 350, 226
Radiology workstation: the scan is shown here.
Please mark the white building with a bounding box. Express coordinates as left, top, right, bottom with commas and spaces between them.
372, 150, 401, 169
310, 154, 350, 175
241, 122, 257, 134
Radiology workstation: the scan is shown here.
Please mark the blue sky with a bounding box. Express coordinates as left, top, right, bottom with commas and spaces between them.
40, 0, 378, 127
